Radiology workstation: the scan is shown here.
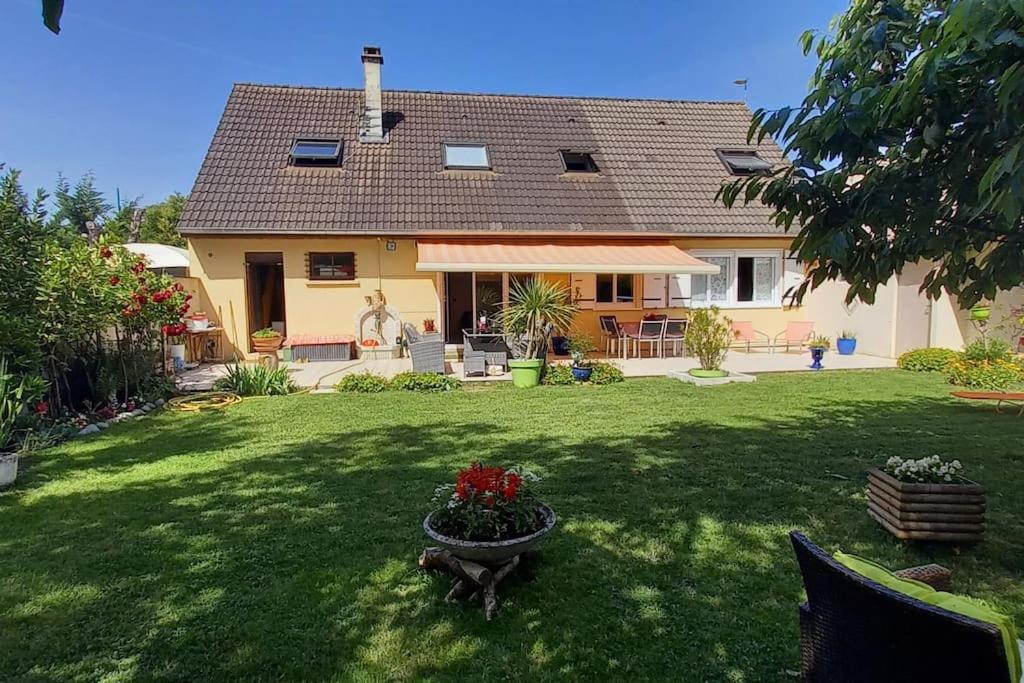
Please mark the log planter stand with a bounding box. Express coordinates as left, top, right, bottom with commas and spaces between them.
867, 468, 985, 542
419, 504, 555, 620
418, 547, 539, 620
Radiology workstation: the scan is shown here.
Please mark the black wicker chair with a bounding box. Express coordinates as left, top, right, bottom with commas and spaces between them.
790, 531, 1016, 683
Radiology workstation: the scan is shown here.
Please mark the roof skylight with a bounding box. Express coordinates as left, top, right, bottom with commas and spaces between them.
290, 139, 342, 167
717, 150, 772, 176
443, 143, 490, 170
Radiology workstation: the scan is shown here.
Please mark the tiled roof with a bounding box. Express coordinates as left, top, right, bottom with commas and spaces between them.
179, 84, 787, 236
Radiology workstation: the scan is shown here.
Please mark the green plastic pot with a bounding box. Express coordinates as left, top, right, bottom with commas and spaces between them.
509, 358, 544, 388
970, 305, 991, 321
689, 368, 729, 378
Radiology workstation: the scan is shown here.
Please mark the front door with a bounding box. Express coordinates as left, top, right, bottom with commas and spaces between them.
244, 252, 286, 350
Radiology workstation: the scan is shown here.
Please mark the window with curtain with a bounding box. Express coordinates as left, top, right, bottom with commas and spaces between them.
691, 252, 780, 307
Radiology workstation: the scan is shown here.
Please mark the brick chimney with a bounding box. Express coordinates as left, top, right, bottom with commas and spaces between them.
358, 46, 386, 143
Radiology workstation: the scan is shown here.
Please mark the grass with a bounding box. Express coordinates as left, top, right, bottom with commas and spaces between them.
2, 370, 1023, 681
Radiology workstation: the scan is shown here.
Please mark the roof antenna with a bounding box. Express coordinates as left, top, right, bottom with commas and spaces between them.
733, 79, 748, 103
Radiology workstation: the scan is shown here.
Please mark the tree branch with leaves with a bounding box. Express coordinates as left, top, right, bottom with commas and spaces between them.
720, 0, 1024, 307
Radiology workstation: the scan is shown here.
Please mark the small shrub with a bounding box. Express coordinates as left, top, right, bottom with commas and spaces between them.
897, 348, 958, 372
588, 361, 625, 385
541, 361, 623, 385
839, 330, 857, 340
568, 334, 596, 368
962, 338, 1011, 363
214, 363, 295, 396
389, 372, 462, 393
334, 373, 390, 393
541, 364, 575, 385
250, 327, 282, 339
684, 307, 734, 372
946, 358, 1024, 390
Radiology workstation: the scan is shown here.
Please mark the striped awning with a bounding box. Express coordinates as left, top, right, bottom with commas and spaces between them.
415, 239, 719, 274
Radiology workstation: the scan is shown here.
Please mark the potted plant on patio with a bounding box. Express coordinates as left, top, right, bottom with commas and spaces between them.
684, 306, 733, 378
163, 321, 188, 371
0, 358, 33, 489
808, 335, 831, 370
868, 456, 984, 542
836, 330, 857, 356
250, 327, 283, 353
498, 278, 577, 388
569, 334, 596, 381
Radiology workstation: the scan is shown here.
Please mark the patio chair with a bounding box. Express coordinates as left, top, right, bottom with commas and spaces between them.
462, 330, 510, 377
730, 321, 771, 353
790, 531, 1021, 682
663, 318, 687, 356
403, 323, 445, 374
774, 321, 815, 353
598, 315, 624, 357
626, 319, 666, 358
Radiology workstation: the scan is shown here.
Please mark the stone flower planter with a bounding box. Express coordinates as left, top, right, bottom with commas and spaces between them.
0, 452, 18, 489
867, 468, 985, 542
423, 504, 556, 564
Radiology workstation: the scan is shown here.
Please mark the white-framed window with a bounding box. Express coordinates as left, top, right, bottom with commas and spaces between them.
690, 250, 784, 308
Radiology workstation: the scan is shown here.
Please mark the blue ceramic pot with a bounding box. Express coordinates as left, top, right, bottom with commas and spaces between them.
810, 347, 826, 370
571, 365, 593, 381
836, 338, 857, 355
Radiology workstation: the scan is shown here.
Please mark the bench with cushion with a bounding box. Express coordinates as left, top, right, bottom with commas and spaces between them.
791, 531, 1021, 682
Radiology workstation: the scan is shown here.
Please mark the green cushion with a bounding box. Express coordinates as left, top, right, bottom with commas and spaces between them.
835, 552, 1021, 683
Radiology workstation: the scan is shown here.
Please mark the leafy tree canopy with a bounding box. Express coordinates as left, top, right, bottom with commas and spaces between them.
720, 0, 1024, 307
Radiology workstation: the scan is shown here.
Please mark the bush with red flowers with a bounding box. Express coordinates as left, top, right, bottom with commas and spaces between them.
429, 463, 544, 541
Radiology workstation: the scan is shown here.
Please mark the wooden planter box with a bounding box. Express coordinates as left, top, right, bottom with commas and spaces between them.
867, 468, 985, 542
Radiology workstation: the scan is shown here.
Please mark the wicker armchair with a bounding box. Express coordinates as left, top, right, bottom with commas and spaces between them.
403, 323, 445, 374
790, 531, 1016, 683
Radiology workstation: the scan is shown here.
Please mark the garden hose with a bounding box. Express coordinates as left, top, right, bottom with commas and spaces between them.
166, 392, 242, 412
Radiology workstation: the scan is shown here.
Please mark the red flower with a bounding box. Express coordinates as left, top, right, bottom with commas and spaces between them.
131, 260, 146, 274
184, 294, 193, 301
99, 246, 113, 259
109, 276, 120, 286
179, 303, 190, 315
34, 401, 49, 416
173, 282, 184, 292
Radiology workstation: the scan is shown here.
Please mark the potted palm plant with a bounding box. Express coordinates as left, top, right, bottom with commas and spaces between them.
0, 359, 33, 489
498, 279, 577, 388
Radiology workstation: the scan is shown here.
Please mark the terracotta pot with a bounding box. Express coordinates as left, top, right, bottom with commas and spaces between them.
251, 334, 283, 353
423, 504, 556, 564
867, 468, 985, 542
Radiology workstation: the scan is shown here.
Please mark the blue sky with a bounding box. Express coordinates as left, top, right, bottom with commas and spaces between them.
1, 0, 847, 207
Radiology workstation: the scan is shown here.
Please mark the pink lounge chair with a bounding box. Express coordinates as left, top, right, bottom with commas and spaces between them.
773, 321, 816, 353
731, 321, 771, 353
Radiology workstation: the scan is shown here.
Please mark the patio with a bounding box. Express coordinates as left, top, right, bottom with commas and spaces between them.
175, 350, 896, 391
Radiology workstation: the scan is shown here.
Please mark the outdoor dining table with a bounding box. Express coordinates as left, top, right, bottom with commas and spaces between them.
614, 320, 686, 359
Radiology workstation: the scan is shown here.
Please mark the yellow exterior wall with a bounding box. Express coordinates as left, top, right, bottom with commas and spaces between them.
186, 236, 438, 358
185, 234, 802, 357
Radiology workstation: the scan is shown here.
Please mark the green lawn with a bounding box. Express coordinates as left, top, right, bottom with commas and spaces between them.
2, 370, 1023, 681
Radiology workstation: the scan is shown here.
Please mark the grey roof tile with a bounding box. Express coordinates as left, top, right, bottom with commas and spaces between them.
179, 84, 785, 236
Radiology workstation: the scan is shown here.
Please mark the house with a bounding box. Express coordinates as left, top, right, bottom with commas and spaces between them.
180, 46, 1017, 361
